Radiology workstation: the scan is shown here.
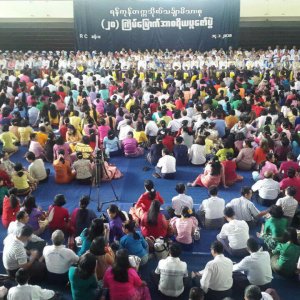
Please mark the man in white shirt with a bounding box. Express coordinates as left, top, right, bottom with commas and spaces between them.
118, 120, 134, 142
144, 115, 159, 145
42, 230, 79, 284
276, 186, 298, 224
217, 207, 249, 257
192, 241, 233, 300
233, 238, 272, 291
252, 171, 280, 206
171, 183, 193, 217
25, 152, 49, 183
7, 268, 55, 300
154, 243, 188, 298
154, 148, 176, 179
198, 186, 225, 229
244, 285, 276, 300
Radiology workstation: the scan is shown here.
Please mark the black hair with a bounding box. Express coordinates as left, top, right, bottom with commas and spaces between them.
181, 206, 192, 218
123, 220, 140, 240
76, 253, 97, 280
25, 151, 36, 161
210, 240, 223, 254
169, 243, 182, 258
175, 183, 186, 194
75, 195, 91, 231
89, 236, 106, 256
14, 163, 24, 177
85, 218, 104, 241
19, 225, 33, 238
247, 237, 259, 252
224, 206, 235, 218
15, 268, 29, 285
283, 227, 298, 244
147, 200, 161, 226
287, 167, 296, 178
112, 249, 130, 282
241, 186, 252, 197
107, 204, 127, 222
189, 287, 205, 300
286, 186, 297, 197
208, 186, 218, 196
269, 205, 284, 219
144, 179, 156, 200
23, 195, 37, 215
53, 194, 66, 206
16, 210, 27, 221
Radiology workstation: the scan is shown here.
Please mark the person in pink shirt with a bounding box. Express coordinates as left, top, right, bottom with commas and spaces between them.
53, 135, 72, 162
98, 119, 111, 143
280, 168, 300, 203
122, 132, 144, 157
83, 118, 97, 137
28, 133, 45, 159
259, 153, 278, 179
170, 206, 198, 251
93, 96, 105, 115
103, 249, 151, 300
279, 153, 300, 179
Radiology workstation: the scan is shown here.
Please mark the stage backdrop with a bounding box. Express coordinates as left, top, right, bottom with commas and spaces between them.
74, 0, 240, 52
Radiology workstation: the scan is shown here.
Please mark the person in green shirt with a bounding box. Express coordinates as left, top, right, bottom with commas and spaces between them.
68, 253, 100, 300
271, 228, 300, 277
0, 178, 9, 215
216, 140, 234, 162
259, 205, 288, 251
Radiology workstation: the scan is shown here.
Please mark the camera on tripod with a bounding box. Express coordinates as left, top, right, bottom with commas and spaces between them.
94, 149, 103, 165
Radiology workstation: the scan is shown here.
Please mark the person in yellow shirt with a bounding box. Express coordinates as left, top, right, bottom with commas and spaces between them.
69, 111, 81, 132
74, 136, 94, 159
18, 119, 34, 146
133, 121, 148, 145
0, 125, 18, 154
35, 126, 48, 148
225, 110, 239, 130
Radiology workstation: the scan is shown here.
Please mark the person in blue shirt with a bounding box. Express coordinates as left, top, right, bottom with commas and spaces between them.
173, 136, 189, 166
120, 220, 149, 265
213, 113, 226, 138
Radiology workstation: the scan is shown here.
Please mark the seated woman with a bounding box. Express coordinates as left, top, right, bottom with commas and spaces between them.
89, 237, 115, 281
69, 253, 100, 300
1, 188, 20, 228
107, 204, 127, 243
77, 218, 108, 256
66, 125, 82, 152
53, 135, 72, 162
188, 156, 227, 188
0, 124, 18, 154
120, 220, 149, 266
103, 249, 151, 300
216, 139, 234, 162
254, 152, 279, 181
98, 118, 111, 144
258, 205, 288, 251
103, 130, 122, 158
222, 153, 243, 186
140, 200, 168, 239
129, 179, 164, 223
122, 131, 144, 157
170, 206, 198, 251
271, 228, 300, 277
53, 149, 75, 184
74, 136, 94, 160
48, 194, 70, 233
235, 139, 255, 170
11, 163, 37, 196
21, 195, 45, 236
29, 133, 45, 160
146, 136, 164, 165
72, 152, 93, 184
70, 195, 97, 237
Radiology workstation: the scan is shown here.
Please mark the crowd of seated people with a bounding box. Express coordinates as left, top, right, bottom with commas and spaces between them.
0, 46, 300, 299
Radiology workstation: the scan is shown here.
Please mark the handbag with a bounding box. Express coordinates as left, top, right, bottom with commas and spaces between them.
193, 227, 201, 241
154, 237, 170, 260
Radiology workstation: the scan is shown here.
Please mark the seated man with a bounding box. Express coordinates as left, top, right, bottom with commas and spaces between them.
154, 243, 189, 298
42, 230, 79, 285
3, 226, 42, 279
244, 285, 280, 300
198, 186, 225, 229
192, 241, 233, 300
252, 171, 280, 206
153, 148, 176, 179
7, 268, 55, 300
233, 238, 273, 291
217, 207, 249, 257
25, 151, 50, 183
173, 136, 189, 166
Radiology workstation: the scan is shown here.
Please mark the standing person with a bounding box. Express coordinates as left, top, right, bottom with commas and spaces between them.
217, 207, 249, 257
153, 148, 176, 179
103, 249, 151, 300
140, 200, 168, 238
154, 243, 189, 298
198, 186, 225, 229
106, 204, 126, 243
192, 241, 233, 300
70, 196, 97, 237
120, 220, 149, 266
68, 253, 100, 300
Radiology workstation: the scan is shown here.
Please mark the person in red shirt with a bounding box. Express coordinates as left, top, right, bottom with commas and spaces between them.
48, 194, 70, 232
222, 153, 243, 186
1, 188, 20, 228
140, 200, 168, 238
129, 180, 164, 223
279, 153, 300, 179
253, 139, 269, 168
161, 129, 175, 153
280, 168, 300, 203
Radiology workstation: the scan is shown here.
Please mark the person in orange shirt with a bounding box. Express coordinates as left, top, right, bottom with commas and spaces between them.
53, 150, 75, 184
225, 110, 239, 129
35, 126, 48, 148
253, 139, 269, 168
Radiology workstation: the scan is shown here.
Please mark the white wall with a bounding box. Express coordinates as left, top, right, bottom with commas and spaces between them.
0, 0, 300, 21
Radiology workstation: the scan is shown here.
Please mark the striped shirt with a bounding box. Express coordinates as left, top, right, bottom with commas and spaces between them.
276, 196, 298, 218
155, 256, 188, 297
226, 197, 260, 222
3, 235, 27, 270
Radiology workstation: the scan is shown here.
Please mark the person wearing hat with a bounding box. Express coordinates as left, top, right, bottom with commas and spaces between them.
251, 171, 280, 206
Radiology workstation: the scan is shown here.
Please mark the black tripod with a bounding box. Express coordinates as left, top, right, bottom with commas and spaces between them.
89, 148, 119, 212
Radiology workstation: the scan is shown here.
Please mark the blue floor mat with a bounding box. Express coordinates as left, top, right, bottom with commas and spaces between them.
0, 146, 299, 299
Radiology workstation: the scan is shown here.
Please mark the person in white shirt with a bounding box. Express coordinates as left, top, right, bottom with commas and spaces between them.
217, 207, 249, 257
233, 238, 272, 291
189, 136, 207, 166
153, 148, 176, 179
198, 186, 225, 229
252, 171, 280, 206
118, 120, 134, 142
154, 243, 188, 298
7, 268, 55, 300
42, 230, 79, 285
276, 187, 298, 224
25, 152, 49, 183
192, 241, 233, 300
170, 183, 194, 217
244, 284, 278, 300
144, 116, 159, 145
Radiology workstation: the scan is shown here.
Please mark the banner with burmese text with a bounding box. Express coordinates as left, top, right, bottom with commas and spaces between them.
74, 0, 240, 52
